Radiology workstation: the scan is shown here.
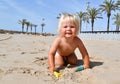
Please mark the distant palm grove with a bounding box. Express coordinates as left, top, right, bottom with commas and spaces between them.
19, 0, 120, 34
19, 18, 45, 34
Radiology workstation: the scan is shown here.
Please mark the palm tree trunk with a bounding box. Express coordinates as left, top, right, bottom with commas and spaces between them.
116, 25, 118, 31
22, 26, 24, 33
116, 26, 119, 31
79, 20, 82, 33
31, 27, 32, 33
22, 24, 24, 33
35, 27, 36, 34
91, 20, 94, 33
107, 14, 111, 32
42, 27, 43, 34
26, 27, 28, 33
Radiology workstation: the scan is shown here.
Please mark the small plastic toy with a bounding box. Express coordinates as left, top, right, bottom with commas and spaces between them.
53, 71, 63, 78
75, 65, 84, 72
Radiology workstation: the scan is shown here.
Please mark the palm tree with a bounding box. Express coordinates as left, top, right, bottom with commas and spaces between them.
86, 8, 102, 32
30, 23, 33, 33
112, 13, 120, 31
25, 21, 30, 33
18, 19, 26, 33
41, 18, 45, 34
57, 13, 61, 19
99, 0, 119, 31
116, 0, 120, 5
34, 24, 37, 34
85, 2, 90, 30
77, 11, 86, 33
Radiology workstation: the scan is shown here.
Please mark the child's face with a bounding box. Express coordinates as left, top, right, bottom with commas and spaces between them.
60, 20, 78, 38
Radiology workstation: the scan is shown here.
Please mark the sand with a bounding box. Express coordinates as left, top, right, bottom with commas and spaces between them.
0, 33, 120, 84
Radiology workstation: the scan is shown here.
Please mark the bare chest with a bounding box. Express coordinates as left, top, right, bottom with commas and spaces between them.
58, 42, 77, 56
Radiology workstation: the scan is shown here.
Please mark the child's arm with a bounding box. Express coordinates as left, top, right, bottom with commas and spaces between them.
48, 52, 55, 72
81, 51, 90, 69
77, 38, 90, 69
48, 38, 60, 73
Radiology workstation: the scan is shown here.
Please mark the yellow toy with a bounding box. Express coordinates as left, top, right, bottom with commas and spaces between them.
53, 71, 63, 78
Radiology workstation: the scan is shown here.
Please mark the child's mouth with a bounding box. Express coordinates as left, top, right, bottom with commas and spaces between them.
66, 32, 72, 34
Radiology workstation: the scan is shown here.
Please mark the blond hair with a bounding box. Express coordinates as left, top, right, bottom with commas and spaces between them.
57, 13, 80, 35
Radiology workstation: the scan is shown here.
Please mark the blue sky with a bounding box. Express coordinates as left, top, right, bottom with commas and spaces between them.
0, 0, 119, 34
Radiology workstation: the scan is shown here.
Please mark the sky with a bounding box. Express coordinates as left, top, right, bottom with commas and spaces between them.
0, 0, 119, 34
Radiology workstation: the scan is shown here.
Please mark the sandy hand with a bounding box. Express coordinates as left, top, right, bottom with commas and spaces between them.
75, 65, 84, 72
53, 71, 63, 78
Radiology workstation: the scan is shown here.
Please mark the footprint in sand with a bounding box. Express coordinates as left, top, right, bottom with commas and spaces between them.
90, 56, 103, 61
5, 67, 44, 77
33, 57, 48, 66
0, 54, 6, 57
0, 68, 5, 78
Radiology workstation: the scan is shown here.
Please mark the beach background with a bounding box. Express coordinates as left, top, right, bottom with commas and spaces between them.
0, 33, 120, 84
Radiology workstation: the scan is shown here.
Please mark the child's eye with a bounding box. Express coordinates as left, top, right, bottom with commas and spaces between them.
70, 26, 75, 28
63, 26, 67, 28
63, 25, 75, 28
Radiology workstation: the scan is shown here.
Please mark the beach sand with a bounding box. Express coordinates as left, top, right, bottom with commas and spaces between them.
0, 33, 120, 84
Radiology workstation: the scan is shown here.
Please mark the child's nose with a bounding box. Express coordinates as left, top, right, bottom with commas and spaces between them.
66, 27, 71, 30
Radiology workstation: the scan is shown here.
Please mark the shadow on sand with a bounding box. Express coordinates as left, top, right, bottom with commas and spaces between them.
56, 59, 104, 71
67, 60, 103, 68
89, 61, 104, 68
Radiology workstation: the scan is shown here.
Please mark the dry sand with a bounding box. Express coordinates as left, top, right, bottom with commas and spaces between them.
0, 33, 120, 84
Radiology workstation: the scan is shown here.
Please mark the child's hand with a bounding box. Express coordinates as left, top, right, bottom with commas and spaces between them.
53, 71, 63, 78
75, 65, 84, 72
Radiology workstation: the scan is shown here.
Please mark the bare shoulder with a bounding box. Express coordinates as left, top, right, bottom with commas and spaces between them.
51, 36, 61, 46
74, 36, 84, 47
53, 36, 61, 43
74, 36, 82, 43
49, 36, 62, 54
